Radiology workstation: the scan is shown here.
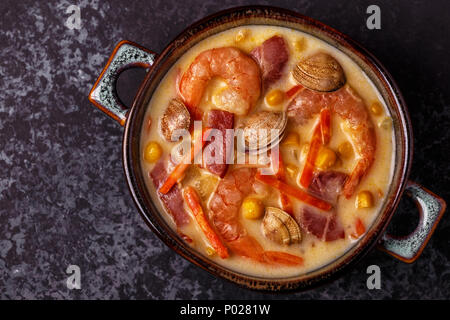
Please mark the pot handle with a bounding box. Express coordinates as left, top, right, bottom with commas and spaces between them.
88, 40, 157, 126
378, 180, 446, 263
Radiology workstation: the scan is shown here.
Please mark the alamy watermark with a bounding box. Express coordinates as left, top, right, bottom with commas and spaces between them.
66, 265, 81, 290
366, 5, 381, 30
167, 121, 280, 175
366, 265, 381, 289
65, 5, 81, 30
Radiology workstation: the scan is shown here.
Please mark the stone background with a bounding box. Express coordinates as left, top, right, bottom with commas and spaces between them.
0, 0, 449, 299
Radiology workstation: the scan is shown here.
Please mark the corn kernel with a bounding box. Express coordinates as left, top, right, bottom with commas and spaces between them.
356, 190, 374, 209
235, 29, 248, 42
266, 89, 285, 106
144, 141, 162, 163
315, 147, 337, 169
295, 38, 307, 52
282, 132, 300, 146
285, 164, 299, 179
370, 102, 383, 116
337, 141, 353, 159
205, 247, 216, 256
241, 198, 264, 220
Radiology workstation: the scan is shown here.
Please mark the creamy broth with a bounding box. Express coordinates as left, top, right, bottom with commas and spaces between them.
140, 26, 394, 278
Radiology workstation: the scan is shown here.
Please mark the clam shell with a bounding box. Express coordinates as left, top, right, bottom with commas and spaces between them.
262, 207, 301, 245
160, 98, 191, 141
241, 111, 287, 153
293, 52, 345, 92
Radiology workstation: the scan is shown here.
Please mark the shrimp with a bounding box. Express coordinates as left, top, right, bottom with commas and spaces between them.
287, 85, 376, 198
179, 47, 261, 119
208, 168, 303, 266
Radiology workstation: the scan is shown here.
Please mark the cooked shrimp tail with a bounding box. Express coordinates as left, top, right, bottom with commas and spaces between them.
209, 168, 303, 266
227, 236, 265, 262
342, 157, 373, 198
287, 85, 376, 197
179, 47, 261, 117
227, 235, 303, 266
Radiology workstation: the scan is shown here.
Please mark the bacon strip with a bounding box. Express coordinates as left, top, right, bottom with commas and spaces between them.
297, 207, 345, 241
202, 110, 234, 178
293, 171, 347, 241
150, 160, 190, 227
250, 35, 289, 89
309, 171, 348, 203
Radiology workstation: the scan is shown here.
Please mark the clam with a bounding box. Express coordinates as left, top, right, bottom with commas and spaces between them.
160, 98, 191, 141
262, 207, 301, 245
293, 52, 346, 92
241, 111, 287, 154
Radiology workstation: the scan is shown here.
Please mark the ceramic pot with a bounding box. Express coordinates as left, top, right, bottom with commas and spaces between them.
88, 6, 446, 291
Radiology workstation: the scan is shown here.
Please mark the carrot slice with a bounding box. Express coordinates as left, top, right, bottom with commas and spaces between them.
159, 128, 210, 194
159, 164, 189, 195
183, 186, 229, 259
263, 251, 304, 266
279, 185, 292, 214
299, 108, 331, 188
299, 123, 322, 188
286, 85, 302, 99
255, 172, 332, 211
271, 151, 293, 214
145, 117, 152, 135
351, 218, 366, 239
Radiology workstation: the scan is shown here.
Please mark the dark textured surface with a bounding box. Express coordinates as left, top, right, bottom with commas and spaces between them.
0, 0, 449, 299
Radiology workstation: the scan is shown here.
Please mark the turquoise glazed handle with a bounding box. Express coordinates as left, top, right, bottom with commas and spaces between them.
88, 40, 157, 126
380, 181, 446, 263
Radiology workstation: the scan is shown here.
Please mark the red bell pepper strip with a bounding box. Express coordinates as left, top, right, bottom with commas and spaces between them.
320, 107, 331, 144
351, 218, 366, 239
255, 172, 332, 211
285, 85, 302, 99
159, 128, 210, 194
183, 186, 229, 259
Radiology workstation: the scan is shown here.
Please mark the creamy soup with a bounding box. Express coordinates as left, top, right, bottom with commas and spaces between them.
140, 26, 394, 278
